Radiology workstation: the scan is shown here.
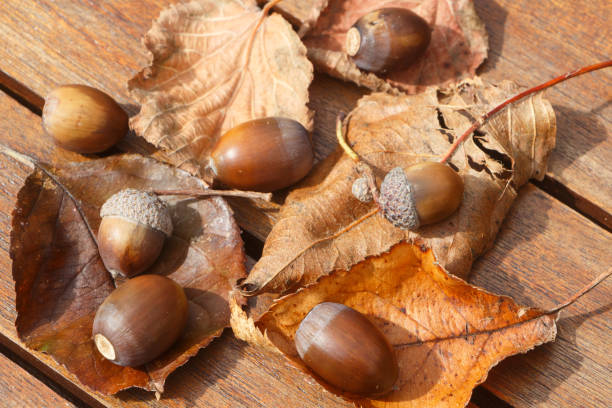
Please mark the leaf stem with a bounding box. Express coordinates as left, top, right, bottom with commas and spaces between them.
545, 268, 612, 315
335, 114, 380, 202
153, 188, 272, 201
336, 113, 360, 162
262, 0, 284, 13
0, 144, 99, 245
440, 59, 612, 163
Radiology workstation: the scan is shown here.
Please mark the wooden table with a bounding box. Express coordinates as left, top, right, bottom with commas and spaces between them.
0, 1, 610, 407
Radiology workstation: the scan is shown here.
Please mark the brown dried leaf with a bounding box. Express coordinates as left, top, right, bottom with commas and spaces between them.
10, 155, 246, 394
258, 242, 557, 407
261, 0, 330, 37
129, 0, 313, 178
229, 290, 277, 351
240, 78, 556, 295
303, 0, 488, 94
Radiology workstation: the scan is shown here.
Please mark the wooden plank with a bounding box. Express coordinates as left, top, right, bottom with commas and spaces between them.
471, 184, 612, 407
474, 0, 612, 227
0, 0, 609, 227
2, 92, 611, 407
0, 351, 77, 408
0, 1, 609, 406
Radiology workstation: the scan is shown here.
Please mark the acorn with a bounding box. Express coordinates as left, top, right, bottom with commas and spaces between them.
295, 302, 398, 396
92, 274, 188, 367
378, 162, 463, 230
42, 84, 128, 153
345, 8, 431, 74
209, 117, 314, 192
97, 189, 173, 278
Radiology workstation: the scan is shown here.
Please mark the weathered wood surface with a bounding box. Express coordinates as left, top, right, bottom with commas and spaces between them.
0, 350, 77, 408
471, 185, 612, 407
0, 0, 610, 407
473, 0, 612, 228
0, 0, 609, 227
1, 92, 610, 406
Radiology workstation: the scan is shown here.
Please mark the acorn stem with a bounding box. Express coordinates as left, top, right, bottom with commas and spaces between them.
152, 188, 272, 202
440, 59, 612, 163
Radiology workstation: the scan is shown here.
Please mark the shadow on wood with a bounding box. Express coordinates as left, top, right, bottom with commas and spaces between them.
474, 0, 507, 75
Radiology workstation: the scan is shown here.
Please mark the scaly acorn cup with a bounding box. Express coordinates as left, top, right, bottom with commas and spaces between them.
378, 163, 464, 230
346, 8, 431, 74
92, 274, 188, 367
97, 189, 173, 278
295, 302, 399, 396
209, 117, 314, 192
42, 84, 128, 153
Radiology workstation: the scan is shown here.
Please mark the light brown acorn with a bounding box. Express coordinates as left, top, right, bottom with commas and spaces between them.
378, 162, 464, 230
42, 84, 128, 153
346, 8, 431, 74
92, 274, 188, 367
295, 302, 398, 396
209, 117, 314, 192
97, 189, 173, 278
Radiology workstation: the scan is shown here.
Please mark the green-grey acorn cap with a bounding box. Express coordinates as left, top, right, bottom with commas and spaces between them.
100, 189, 173, 236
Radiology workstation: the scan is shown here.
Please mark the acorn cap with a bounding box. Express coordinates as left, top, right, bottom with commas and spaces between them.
351, 176, 373, 203
378, 167, 419, 230
100, 189, 173, 236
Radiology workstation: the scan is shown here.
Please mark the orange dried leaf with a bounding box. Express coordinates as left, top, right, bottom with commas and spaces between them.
258, 242, 557, 407
10, 155, 246, 394
240, 79, 556, 296
303, 0, 488, 93
129, 0, 313, 177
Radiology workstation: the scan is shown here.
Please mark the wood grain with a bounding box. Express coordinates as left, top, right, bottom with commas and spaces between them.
473, 0, 612, 227
0, 0, 610, 407
1, 91, 611, 406
0, 0, 609, 228
0, 351, 77, 408
471, 184, 612, 407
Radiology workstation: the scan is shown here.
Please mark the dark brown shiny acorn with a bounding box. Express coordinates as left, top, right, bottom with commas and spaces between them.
92, 274, 188, 367
345, 8, 431, 74
97, 189, 173, 278
42, 84, 128, 153
295, 302, 398, 396
209, 117, 314, 192
379, 162, 464, 230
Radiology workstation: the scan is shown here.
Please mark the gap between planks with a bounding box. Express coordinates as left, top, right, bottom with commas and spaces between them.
0, 69, 609, 234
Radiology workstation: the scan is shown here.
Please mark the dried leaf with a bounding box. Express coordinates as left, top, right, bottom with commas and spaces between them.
241, 78, 556, 295
10, 155, 246, 394
303, 0, 488, 93
229, 290, 277, 351
261, 0, 330, 37
257, 242, 557, 407
129, 0, 313, 178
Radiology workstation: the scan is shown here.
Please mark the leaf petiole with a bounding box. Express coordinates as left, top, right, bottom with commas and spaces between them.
440, 59, 612, 163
